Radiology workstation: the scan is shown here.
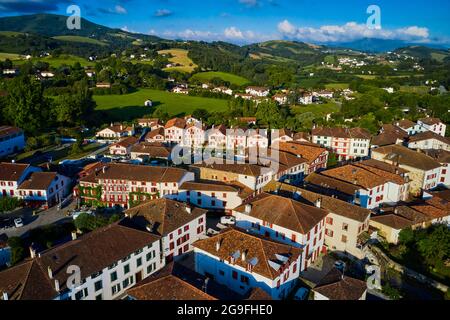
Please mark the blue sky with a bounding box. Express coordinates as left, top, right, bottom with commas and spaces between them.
1, 0, 449, 45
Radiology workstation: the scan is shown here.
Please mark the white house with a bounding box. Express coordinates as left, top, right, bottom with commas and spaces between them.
213, 87, 233, 96
125, 198, 207, 264
247, 129, 269, 149
164, 118, 186, 145
109, 137, 139, 156
0, 126, 25, 157
408, 131, 450, 151
96, 124, 135, 139
245, 86, 270, 97
417, 117, 446, 137
17, 172, 71, 209
193, 228, 302, 300
232, 193, 328, 271
182, 123, 206, 148
177, 181, 253, 212
0, 163, 42, 198
0, 219, 163, 300
207, 125, 227, 150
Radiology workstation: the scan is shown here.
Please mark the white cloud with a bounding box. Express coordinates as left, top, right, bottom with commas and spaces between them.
277, 19, 296, 34
224, 27, 244, 39
115, 5, 127, 14
155, 9, 172, 17
277, 20, 431, 43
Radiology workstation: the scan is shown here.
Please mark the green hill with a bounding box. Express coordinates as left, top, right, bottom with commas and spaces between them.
53, 35, 108, 46
395, 46, 450, 62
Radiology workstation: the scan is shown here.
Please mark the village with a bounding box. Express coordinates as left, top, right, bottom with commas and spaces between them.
0, 107, 449, 301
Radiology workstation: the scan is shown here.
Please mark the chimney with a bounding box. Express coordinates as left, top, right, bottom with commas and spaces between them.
353, 179, 358, 185
202, 278, 210, 293
71, 231, 77, 241
102, 166, 106, 174
54, 280, 60, 292
48, 266, 53, 279
2, 292, 8, 301
315, 197, 322, 208
185, 206, 192, 214
29, 246, 36, 259
241, 250, 247, 262
395, 168, 399, 175
245, 204, 253, 214
215, 240, 221, 252
394, 208, 398, 214
293, 191, 302, 200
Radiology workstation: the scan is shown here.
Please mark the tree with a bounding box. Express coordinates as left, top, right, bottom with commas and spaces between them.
3, 76, 49, 134
255, 100, 283, 129
7, 237, 25, 266
417, 225, 450, 265
192, 108, 210, 121
74, 213, 109, 232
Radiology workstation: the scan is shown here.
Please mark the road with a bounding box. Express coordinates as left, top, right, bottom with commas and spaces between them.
2, 200, 77, 238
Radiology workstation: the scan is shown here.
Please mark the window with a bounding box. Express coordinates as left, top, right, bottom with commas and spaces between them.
146, 251, 155, 262
341, 235, 348, 243
94, 280, 103, 292
232, 271, 238, 280
110, 271, 118, 282
111, 284, 121, 295
136, 257, 142, 267
74, 290, 84, 300
123, 278, 130, 288
325, 229, 334, 237
184, 225, 189, 232
342, 223, 349, 232
219, 270, 225, 276
240, 275, 249, 285
95, 294, 102, 300
169, 242, 174, 250
326, 217, 333, 225
124, 264, 130, 274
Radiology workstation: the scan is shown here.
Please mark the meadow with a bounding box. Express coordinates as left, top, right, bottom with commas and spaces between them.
0, 52, 21, 61
291, 102, 341, 116
94, 88, 229, 121
191, 71, 250, 86
53, 36, 108, 46
158, 49, 197, 73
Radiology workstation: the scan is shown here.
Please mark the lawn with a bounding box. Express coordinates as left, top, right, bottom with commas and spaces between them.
53, 36, 108, 46
400, 86, 430, 94
325, 83, 349, 90
15, 54, 92, 68
191, 71, 250, 86
290, 102, 341, 116
0, 31, 24, 37
158, 49, 197, 73
0, 52, 22, 61
94, 88, 229, 121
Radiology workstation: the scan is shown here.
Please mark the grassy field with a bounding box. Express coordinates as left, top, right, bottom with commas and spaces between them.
94, 88, 229, 121
14, 54, 92, 67
291, 102, 341, 116
191, 71, 250, 86
53, 35, 108, 46
158, 49, 197, 73
325, 83, 349, 90
0, 31, 24, 37
400, 86, 430, 94
0, 52, 22, 61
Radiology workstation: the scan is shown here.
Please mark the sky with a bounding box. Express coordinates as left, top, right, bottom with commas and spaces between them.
0, 0, 449, 45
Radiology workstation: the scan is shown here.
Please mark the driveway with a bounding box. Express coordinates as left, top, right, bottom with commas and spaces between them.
2, 199, 77, 238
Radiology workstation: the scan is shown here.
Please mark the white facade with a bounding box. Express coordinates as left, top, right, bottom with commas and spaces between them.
17, 174, 71, 208
160, 213, 207, 260
165, 126, 184, 144
233, 206, 325, 271
246, 87, 270, 97
408, 138, 450, 151
417, 119, 446, 137
177, 188, 244, 211
0, 165, 41, 198
62, 240, 163, 300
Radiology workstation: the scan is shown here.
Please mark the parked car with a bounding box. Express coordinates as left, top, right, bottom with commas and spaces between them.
220, 216, 236, 225
14, 218, 24, 228
293, 288, 309, 300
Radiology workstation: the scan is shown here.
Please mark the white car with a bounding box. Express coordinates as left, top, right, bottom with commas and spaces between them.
220, 216, 236, 225
14, 218, 24, 228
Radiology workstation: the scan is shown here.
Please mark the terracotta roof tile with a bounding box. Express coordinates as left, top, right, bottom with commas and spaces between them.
193, 228, 302, 280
